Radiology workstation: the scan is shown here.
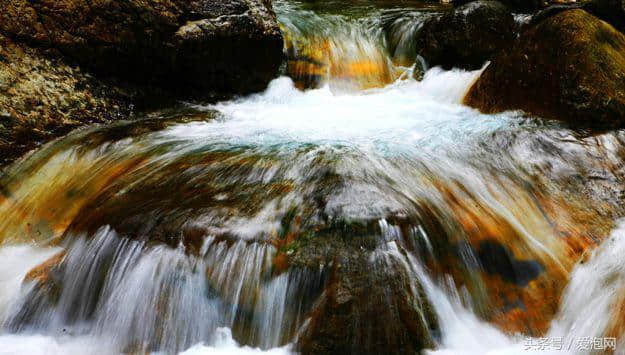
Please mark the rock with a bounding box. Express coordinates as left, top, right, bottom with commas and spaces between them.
293, 230, 438, 354
0, 34, 136, 166
415, 1, 516, 70
23, 251, 66, 291
583, 0, 625, 33
0, 0, 284, 165
8, 251, 66, 329
526, 4, 583, 28
522, 0, 625, 32
417, 175, 618, 336
465, 9, 625, 127
452, 0, 555, 13
412, 56, 428, 82
0, 0, 283, 94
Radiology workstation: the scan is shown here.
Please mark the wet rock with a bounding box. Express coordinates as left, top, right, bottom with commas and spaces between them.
70, 160, 440, 353
415, 1, 516, 70
526, 0, 625, 31
23, 251, 66, 294
412, 56, 427, 82
293, 231, 438, 354
8, 251, 66, 330
453, 0, 547, 13
465, 9, 625, 128
0, 34, 136, 166
410, 171, 621, 337
9, 112, 623, 345
0, 0, 283, 94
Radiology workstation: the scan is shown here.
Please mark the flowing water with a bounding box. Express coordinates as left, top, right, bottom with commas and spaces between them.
1, 0, 625, 354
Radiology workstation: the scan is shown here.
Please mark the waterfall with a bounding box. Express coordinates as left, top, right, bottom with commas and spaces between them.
417, 221, 625, 354
0, 226, 326, 353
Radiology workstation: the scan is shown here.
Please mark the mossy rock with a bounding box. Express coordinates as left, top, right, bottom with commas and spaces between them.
465, 9, 625, 128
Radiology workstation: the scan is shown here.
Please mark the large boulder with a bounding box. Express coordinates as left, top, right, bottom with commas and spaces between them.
465, 9, 625, 127
0, 0, 283, 93
415, 1, 516, 70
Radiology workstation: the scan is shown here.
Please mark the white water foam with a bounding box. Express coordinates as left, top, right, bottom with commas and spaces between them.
0, 334, 112, 355
180, 328, 291, 355
0, 329, 290, 355
162, 68, 516, 153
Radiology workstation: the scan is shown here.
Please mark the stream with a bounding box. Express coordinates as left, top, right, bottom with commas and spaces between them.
1, 0, 624, 354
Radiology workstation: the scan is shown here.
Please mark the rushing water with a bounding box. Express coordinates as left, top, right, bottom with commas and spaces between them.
1, 0, 625, 354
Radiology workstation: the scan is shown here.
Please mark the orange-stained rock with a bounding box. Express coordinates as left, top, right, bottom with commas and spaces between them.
271, 213, 301, 275
24, 251, 66, 286
22, 251, 66, 305
417, 177, 611, 337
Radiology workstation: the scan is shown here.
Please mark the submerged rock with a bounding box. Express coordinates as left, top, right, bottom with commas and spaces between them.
465, 9, 625, 127
415, 1, 516, 70
0, 0, 283, 94
3, 111, 625, 349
